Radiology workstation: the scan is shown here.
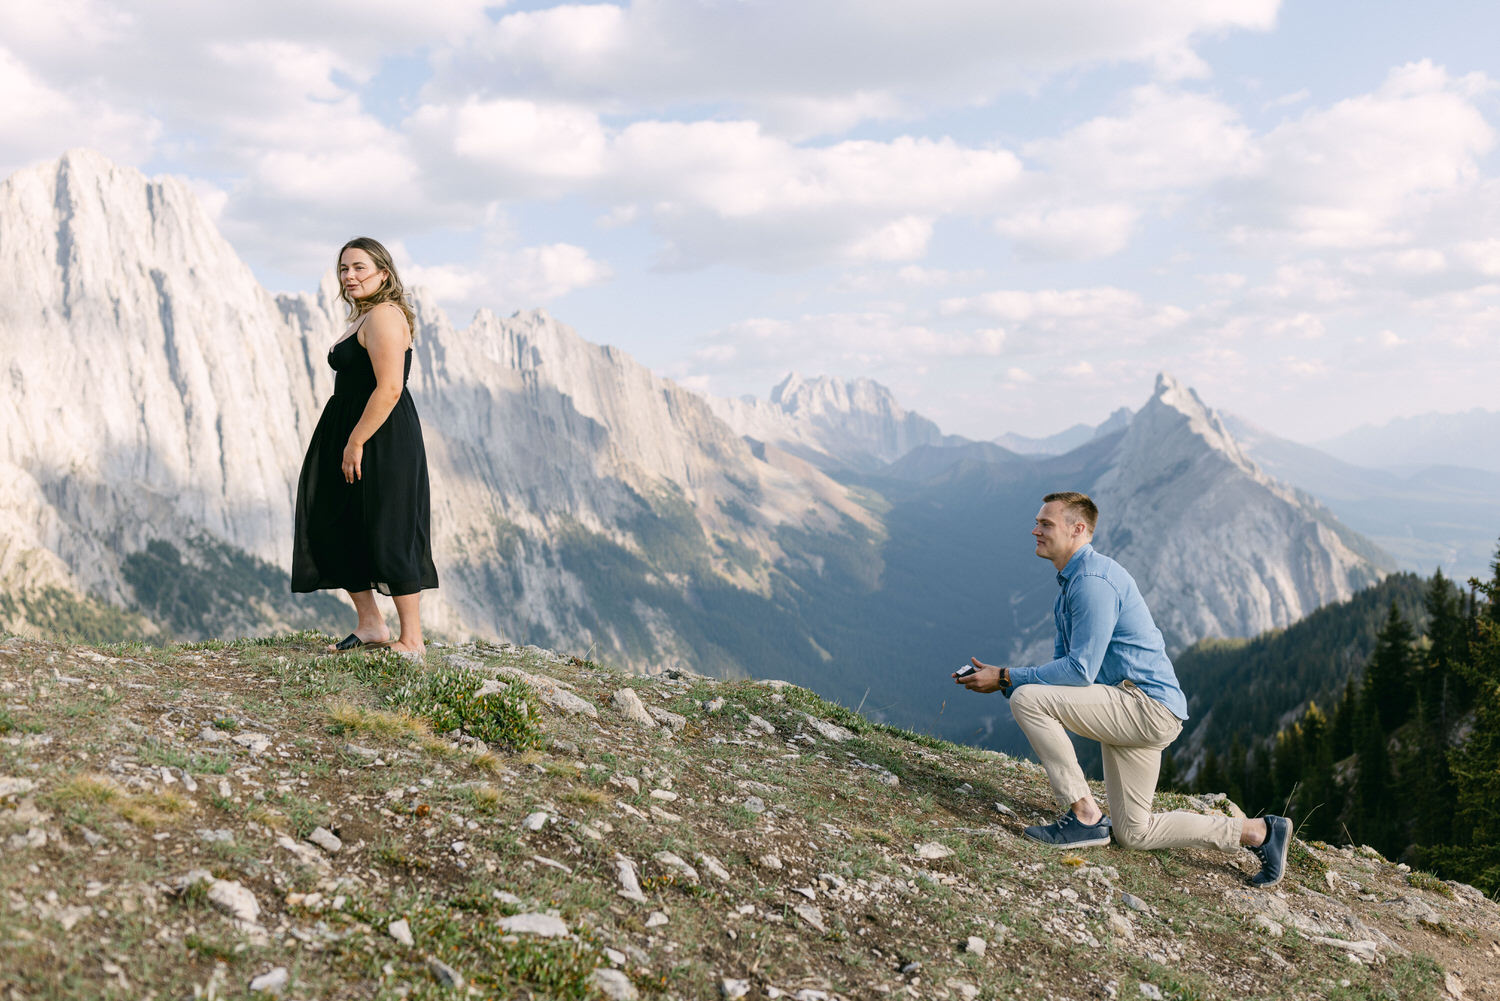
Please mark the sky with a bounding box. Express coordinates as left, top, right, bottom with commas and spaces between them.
4, 0, 1500, 442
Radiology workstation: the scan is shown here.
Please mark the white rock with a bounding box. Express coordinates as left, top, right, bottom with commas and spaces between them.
745, 714, 776, 735
522, 811, 550, 831
652, 851, 700, 883
427, 957, 464, 989
248, 967, 288, 993
1138, 984, 1163, 1001
207, 880, 260, 925
965, 936, 986, 956
703, 697, 726, 713
743, 796, 766, 815
697, 853, 731, 881
612, 689, 658, 729
388, 918, 415, 947
758, 854, 783, 870
915, 842, 954, 860
499, 913, 569, 937
800, 714, 854, 742
276, 834, 329, 869
648, 706, 687, 732
590, 968, 639, 1000
0, 777, 36, 799
307, 827, 341, 853
1250, 914, 1283, 937
615, 857, 648, 903
231, 733, 271, 753
649, 788, 678, 802
644, 911, 668, 928
721, 978, 751, 998
793, 903, 825, 932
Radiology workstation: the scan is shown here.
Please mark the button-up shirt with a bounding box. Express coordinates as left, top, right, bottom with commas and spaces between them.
1006, 543, 1189, 720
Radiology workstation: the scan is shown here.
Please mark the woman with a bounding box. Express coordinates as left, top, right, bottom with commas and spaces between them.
292, 237, 438, 656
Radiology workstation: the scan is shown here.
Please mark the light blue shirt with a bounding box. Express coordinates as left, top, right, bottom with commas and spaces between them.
1006, 544, 1189, 720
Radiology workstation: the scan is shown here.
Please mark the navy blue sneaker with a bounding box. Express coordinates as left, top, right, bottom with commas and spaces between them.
1249, 815, 1292, 887
1023, 809, 1112, 848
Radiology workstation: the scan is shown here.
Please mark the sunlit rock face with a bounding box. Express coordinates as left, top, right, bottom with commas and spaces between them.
0, 151, 868, 650
1090, 373, 1383, 650
709, 372, 952, 472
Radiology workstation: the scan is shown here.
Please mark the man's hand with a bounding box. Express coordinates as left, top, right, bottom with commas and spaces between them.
954, 657, 1008, 693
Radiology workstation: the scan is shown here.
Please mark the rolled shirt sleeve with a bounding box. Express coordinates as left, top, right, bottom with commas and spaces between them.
1008, 574, 1122, 689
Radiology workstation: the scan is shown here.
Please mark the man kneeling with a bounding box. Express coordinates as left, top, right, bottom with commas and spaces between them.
955, 491, 1290, 887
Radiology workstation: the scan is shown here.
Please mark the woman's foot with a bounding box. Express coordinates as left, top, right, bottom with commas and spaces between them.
387, 639, 426, 659
328, 624, 391, 652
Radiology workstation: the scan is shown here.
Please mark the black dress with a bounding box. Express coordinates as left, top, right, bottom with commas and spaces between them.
291, 322, 438, 597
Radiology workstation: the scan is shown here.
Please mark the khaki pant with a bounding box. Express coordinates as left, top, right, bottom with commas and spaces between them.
1009, 681, 1242, 852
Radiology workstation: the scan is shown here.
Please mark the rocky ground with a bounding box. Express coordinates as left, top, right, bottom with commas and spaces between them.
0, 632, 1496, 1000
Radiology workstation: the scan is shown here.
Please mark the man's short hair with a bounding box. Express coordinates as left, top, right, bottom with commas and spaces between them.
1043, 491, 1099, 533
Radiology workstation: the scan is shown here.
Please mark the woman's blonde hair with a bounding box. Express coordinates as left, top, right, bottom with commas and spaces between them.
338, 236, 417, 334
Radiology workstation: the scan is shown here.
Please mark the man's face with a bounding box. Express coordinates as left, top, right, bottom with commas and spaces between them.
1032, 500, 1081, 562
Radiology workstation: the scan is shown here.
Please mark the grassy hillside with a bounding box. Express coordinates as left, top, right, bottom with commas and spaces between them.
1, 632, 1495, 1000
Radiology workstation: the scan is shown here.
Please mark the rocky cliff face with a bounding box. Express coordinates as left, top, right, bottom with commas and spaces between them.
710, 372, 951, 471
0, 150, 323, 610
1090, 374, 1384, 651
0, 151, 869, 655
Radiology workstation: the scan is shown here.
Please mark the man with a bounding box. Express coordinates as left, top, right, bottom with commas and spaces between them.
955, 491, 1291, 887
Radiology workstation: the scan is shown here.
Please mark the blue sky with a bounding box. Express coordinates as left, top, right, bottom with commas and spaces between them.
5, 1, 1499, 443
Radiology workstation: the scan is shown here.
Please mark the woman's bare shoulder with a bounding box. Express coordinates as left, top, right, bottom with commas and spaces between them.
360, 301, 412, 345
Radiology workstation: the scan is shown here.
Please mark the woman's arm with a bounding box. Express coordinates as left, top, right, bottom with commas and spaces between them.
341, 303, 411, 483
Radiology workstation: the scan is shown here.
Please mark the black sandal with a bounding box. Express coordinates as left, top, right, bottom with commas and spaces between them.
331, 633, 392, 652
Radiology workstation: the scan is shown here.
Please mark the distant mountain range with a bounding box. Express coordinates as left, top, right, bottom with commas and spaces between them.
1, 150, 1397, 753
1318, 409, 1500, 474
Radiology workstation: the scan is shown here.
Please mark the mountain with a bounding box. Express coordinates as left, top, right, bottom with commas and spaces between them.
0, 149, 871, 662
0, 151, 1389, 757
1317, 408, 1500, 474
1226, 413, 1500, 580
751, 374, 1389, 754
708, 372, 955, 472
1088, 375, 1387, 651
993, 406, 1132, 455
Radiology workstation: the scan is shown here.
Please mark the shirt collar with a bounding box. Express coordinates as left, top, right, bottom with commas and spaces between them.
1057, 543, 1094, 586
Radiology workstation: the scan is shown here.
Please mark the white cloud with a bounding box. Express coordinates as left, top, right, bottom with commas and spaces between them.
0, 47, 159, 176
1024, 86, 1254, 192
432, 0, 1278, 130
1224, 61, 1496, 247
994, 203, 1139, 260
406, 243, 613, 321
407, 98, 609, 195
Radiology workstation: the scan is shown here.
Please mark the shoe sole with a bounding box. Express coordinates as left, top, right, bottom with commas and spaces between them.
1023, 832, 1112, 848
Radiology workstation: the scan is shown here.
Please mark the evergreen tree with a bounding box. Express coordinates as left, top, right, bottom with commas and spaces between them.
1421, 568, 1470, 722
1225, 735, 1247, 808
1329, 678, 1358, 760
1271, 723, 1302, 799
1351, 695, 1396, 854
1365, 603, 1417, 731
1435, 557, 1500, 893
1408, 697, 1455, 850
1295, 703, 1338, 843
1157, 749, 1181, 792
1198, 747, 1226, 795
1243, 744, 1273, 819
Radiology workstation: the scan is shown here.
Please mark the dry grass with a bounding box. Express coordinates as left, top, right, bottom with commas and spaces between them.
46, 773, 194, 829
324, 700, 431, 741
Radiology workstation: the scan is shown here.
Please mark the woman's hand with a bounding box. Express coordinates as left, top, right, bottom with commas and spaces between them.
342, 440, 364, 483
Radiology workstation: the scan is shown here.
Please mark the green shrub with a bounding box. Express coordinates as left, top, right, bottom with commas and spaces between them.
381, 661, 543, 751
